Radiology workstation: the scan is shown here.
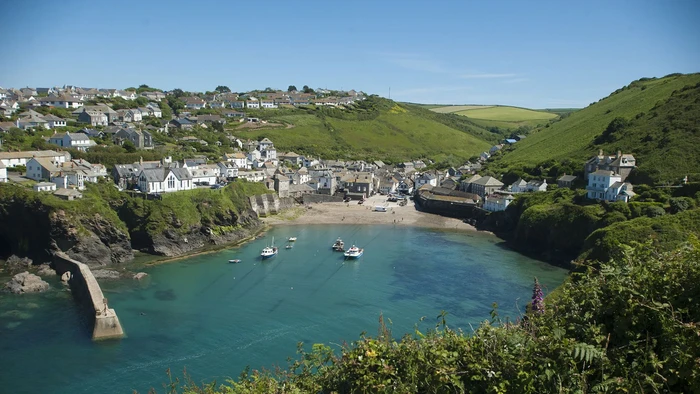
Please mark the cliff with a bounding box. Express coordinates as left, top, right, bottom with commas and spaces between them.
0, 183, 132, 266
0, 180, 276, 265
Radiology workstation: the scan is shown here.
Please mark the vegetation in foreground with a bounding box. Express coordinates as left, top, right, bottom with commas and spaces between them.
142, 240, 700, 393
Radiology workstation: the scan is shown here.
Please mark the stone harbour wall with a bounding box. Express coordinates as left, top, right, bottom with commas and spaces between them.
52, 252, 125, 341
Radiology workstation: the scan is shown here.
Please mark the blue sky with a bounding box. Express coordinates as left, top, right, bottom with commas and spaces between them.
1, 0, 698, 108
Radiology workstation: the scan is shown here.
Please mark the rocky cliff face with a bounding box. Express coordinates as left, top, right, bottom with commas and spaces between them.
148, 208, 263, 257
49, 210, 133, 266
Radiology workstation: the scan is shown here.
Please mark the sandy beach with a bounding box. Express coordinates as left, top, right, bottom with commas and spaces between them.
262, 193, 477, 231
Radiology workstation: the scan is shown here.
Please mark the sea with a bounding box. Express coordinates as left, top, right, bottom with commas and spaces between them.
0, 225, 567, 394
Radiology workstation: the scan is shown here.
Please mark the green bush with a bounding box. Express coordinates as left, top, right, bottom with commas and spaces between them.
669, 197, 696, 214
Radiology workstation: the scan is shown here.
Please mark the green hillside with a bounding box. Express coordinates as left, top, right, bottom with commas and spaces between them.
492, 73, 700, 183
234, 96, 493, 163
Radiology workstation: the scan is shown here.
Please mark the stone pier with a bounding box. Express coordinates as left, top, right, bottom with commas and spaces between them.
52, 252, 124, 341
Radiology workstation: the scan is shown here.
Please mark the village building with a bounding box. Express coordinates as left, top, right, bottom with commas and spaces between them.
584, 150, 636, 181
137, 167, 194, 194
483, 193, 515, 212
48, 131, 96, 151
585, 169, 636, 202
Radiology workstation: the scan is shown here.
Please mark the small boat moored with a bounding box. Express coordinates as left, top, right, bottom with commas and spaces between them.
285, 243, 293, 249
288, 237, 297, 242
332, 237, 345, 252
228, 259, 241, 264
344, 245, 364, 259
261, 237, 278, 259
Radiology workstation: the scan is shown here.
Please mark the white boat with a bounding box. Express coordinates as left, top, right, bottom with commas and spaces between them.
332, 237, 345, 252
288, 237, 297, 242
228, 259, 241, 264
285, 243, 293, 249
261, 237, 278, 259
344, 245, 364, 259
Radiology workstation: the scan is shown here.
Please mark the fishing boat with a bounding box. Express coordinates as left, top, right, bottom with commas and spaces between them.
260, 237, 278, 259
344, 245, 364, 259
288, 237, 297, 242
228, 259, 241, 264
332, 237, 345, 252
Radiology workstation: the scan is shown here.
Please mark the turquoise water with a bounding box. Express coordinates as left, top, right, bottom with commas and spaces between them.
0, 225, 567, 394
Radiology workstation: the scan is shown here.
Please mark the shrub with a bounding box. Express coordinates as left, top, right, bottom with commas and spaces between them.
669, 197, 696, 214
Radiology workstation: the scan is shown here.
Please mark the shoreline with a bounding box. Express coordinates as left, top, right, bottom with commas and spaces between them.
261, 194, 480, 232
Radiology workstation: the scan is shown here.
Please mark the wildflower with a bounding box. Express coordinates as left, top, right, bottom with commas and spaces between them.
531, 277, 544, 313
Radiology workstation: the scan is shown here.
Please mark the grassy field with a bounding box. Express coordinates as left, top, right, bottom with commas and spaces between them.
454, 106, 558, 122
490, 73, 700, 183
430, 105, 494, 113
429, 105, 558, 130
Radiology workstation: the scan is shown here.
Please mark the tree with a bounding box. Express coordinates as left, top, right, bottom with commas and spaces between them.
287, 85, 297, 92
303, 85, 315, 94
172, 88, 185, 98
215, 86, 231, 93
122, 140, 137, 153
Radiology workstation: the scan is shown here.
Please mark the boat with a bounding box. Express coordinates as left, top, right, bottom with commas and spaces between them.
332, 237, 345, 252
288, 237, 297, 242
344, 245, 364, 259
228, 259, 241, 264
285, 243, 294, 249
260, 237, 278, 259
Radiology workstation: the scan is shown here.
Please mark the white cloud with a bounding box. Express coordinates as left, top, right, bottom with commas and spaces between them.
460, 73, 517, 79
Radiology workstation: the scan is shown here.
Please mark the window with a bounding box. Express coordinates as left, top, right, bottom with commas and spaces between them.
168, 176, 175, 189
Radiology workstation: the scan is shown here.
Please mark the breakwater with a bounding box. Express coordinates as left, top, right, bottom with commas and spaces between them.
414, 188, 490, 222
52, 252, 125, 340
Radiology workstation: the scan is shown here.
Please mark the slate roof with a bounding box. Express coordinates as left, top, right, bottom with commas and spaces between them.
558, 175, 577, 182
472, 176, 504, 187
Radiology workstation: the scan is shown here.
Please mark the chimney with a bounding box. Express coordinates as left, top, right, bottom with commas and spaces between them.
598, 149, 603, 156
616, 150, 621, 159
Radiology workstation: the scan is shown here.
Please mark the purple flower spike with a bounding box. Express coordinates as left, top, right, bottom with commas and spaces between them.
531, 277, 544, 313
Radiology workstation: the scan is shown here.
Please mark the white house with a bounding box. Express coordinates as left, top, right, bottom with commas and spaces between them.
483, 193, 515, 212
184, 97, 206, 110
33, 182, 56, 192
416, 173, 438, 188
260, 99, 278, 109
586, 169, 629, 202
223, 152, 248, 169
247, 150, 261, 162
0, 150, 70, 168
48, 132, 96, 152
246, 99, 260, 109
511, 178, 528, 193
190, 165, 220, 185
295, 167, 310, 184
606, 181, 636, 203
41, 115, 67, 128
237, 170, 265, 182
137, 167, 194, 194
217, 162, 239, 179
0, 161, 7, 183
39, 95, 84, 108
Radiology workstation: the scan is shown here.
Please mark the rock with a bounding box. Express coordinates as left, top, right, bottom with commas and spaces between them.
133, 272, 148, 280
4, 272, 50, 294
4, 255, 33, 273
91, 269, 121, 279
61, 271, 72, 283
36, 264, 55, 277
